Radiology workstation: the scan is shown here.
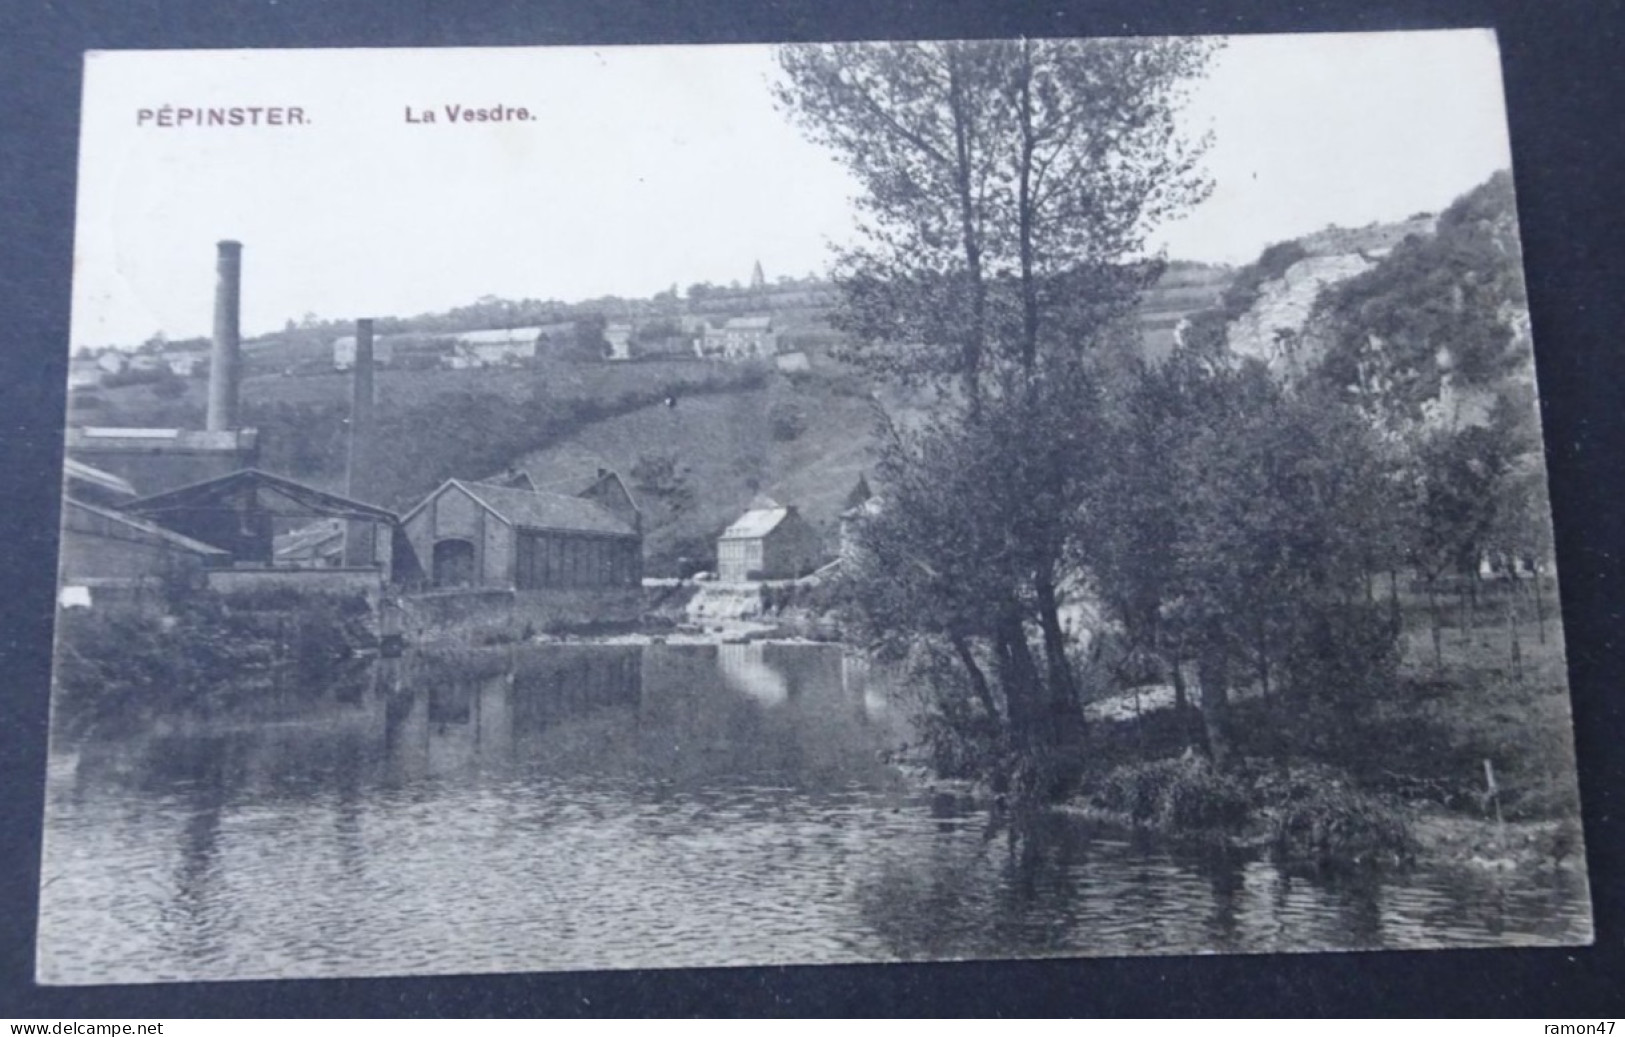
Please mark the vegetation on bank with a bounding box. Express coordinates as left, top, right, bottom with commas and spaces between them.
775, 37, 1571, 875
52, 586, 373, 740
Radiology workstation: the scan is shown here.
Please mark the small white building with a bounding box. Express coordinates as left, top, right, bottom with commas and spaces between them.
68, 358, 103, 390
446, 327, 547, 368
701, 315, 778, 360
333, 335, 397, 371
604, 323, 636, 361
716, 499, 823, 582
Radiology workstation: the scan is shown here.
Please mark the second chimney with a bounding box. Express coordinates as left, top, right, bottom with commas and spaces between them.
206, 240, 242, 432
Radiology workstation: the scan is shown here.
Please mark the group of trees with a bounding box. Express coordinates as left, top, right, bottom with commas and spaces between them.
778, 40, 1554, 800
778, 36, 1220, 796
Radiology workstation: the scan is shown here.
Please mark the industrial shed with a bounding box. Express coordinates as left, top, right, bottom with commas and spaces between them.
59, 497, 229, 594
716, 501, 823, 582
399, 479, 642, 591
118, 468, 398, 573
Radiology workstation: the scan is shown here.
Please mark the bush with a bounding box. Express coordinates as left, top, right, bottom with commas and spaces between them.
891, 640, 1011, 785
768, 400, 807, 441
1282, 600, 1400, 706
1091, 753, 1252, 831
1267, 780, 1416, 870
150, 375, 189, 399
52, 590, 368, 739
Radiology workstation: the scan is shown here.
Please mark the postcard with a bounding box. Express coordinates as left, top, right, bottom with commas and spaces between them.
39, 32, 1591, 985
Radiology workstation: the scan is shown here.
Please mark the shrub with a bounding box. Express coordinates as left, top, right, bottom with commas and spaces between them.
769, 400, 807, 441
1268, 780, 1416, 870
1091, 753, 1252, 831
891, 640, 1011, 785
1282, 600, 1400, 706
51, 589, 369, 739
150, 375, 189, 399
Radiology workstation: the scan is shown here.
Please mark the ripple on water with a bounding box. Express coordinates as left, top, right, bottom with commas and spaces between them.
36, 645, 1592, 984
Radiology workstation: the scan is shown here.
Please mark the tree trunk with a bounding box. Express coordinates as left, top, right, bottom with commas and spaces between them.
993, 607, 1044, 747
1504, 591, 1523, 682
1533, 571, 1547, 645
1256, 618, 1270, 699
945, 52, 986, 412
1196, 648, 1233, 770
1428, 579, 1443, 671
951, 632, 1001, 725
1388, 567, 1401, 632
1014, 41, 1041, 370
1034, 576, 1083, 737
1458, 583, 1473, 650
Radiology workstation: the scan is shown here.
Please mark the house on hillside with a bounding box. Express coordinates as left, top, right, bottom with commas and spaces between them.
68, 358, 103, 390
333, 334, 397, 371
604, 323, 635, 361
399, 478, 642, 590
161, 345, 210, 377
446, 327, 542, 368
700, 315, 777, 360
716, 499, 823, 582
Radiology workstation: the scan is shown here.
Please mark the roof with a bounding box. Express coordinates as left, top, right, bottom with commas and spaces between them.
68, 427, 258, 451
719, 507, 792, 541
723, 316, 773, 331
452, 327, 546, 346
64, 497, 230, 558
512, 458, 633, 498
425, 479, 637, 538
121, 469, 399, 524
63, 458, 138, 499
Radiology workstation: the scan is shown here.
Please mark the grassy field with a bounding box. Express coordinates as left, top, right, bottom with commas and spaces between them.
1087, 577, 1579, 823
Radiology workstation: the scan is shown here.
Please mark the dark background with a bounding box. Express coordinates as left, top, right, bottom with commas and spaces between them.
1, 0, 1621, 1017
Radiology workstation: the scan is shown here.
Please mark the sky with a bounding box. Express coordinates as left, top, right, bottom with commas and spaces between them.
70, 30, 1514, 349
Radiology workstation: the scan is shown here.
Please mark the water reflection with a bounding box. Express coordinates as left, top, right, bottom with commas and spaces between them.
38, 643, 1590, 985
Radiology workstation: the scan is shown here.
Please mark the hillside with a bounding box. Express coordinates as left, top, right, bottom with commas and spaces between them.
510, 374, 882, 575
1220, 215, 1438, 370
65, 258, 1236, 577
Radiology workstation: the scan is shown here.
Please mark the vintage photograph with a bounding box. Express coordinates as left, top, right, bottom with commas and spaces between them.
39, 32, 1591, 985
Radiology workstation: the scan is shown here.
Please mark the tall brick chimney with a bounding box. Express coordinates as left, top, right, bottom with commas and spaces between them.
206, 240, 242, 431
343, 318, 377, 567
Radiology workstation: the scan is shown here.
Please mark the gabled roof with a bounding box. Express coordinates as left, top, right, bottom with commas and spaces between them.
121, 469, 399, 524
515, 461, 641, 511
64, 497, 230, 558
409, 479, 637, 538
722, 315, 773, 331
719, 506, 791, 541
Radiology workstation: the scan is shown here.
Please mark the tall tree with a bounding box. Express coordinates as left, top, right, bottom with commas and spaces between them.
788, 38, 1218, 795
776, 37, 1216, 400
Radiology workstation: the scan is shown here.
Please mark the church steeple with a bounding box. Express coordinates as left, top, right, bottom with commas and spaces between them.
750, 259, 766, 291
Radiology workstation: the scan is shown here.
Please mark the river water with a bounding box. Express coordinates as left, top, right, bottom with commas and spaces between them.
37, 643, 1590, 984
